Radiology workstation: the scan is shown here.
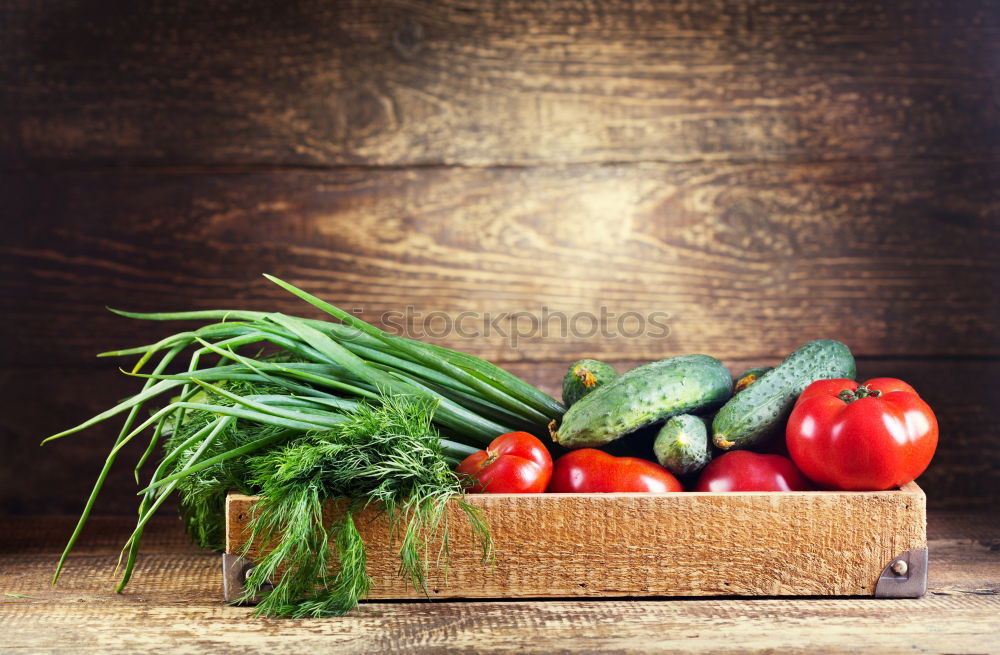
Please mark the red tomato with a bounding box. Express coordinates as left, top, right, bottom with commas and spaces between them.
455, 431, 552, 493
786, 378, 938, 491
694, 450, 813, 492
547, 448, 683, 493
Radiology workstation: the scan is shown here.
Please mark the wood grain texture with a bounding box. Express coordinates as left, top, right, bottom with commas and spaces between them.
227, 484, 926, 599
4, 162, 998, 367
0, 512, 995, 655
2, 1, 997, 520
2, 0, 998, 167
5, 359, 996, 516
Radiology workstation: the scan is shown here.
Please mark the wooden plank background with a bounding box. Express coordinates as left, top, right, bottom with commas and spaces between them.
3, 0, 999, 166
1, 0, 998, 515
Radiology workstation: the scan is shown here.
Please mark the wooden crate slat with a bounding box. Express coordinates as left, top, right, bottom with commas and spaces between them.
226, 484, 926, 599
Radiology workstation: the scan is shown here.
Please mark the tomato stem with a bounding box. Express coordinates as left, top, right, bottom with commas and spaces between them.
839, 384, 882, 403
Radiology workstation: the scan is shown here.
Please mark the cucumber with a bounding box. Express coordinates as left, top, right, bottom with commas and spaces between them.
562, 359, 619, 407
550, 354, 732, 449
733, 366, 772, 393
654, 414, 711, 476
712, 339, 855, 451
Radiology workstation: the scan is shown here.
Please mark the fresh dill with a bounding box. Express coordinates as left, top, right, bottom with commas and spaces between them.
239, 393, 492, 617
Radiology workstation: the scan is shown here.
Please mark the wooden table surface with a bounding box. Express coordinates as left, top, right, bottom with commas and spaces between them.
1, 510, 998, 654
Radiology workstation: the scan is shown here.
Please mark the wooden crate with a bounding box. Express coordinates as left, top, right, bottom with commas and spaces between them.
223, 483, 927, 602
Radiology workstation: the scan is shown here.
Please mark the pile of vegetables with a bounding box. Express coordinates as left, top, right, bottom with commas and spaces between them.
459, 339, 938, 496
49, 276, 939, 617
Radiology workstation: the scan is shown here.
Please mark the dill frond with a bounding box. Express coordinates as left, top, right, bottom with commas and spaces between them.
239, 394, 492, 618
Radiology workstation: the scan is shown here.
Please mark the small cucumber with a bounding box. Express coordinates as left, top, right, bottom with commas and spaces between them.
562, 359, 619, 407
551, 354, 732, 449
733, 366, 772, 393
654, 414, 711, 476
712, 339, 855, 451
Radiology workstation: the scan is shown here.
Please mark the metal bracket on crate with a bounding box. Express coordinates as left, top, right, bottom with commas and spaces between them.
222, 553, 271, 604
874, 547, 928, 598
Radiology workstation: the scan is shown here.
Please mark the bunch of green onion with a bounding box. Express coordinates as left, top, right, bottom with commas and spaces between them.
44, 275, 564, 614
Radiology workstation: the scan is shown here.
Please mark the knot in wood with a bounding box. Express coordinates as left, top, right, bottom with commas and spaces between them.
392, 17, 423, 59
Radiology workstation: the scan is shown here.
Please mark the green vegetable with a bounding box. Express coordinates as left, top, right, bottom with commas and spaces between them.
165, 379, 294, 551
239, 394, 490, 617
733, 366, 772, 393
562, 359, 619, 406
550, 354, 732, 449
653, 414, 712, 476
43, 275, 561, 616
712, 339, 855, 451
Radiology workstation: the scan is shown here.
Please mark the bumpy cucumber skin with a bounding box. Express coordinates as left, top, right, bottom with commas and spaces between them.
562, 359, 619, 407
654, 414, 711, 476
712, 339, 855, 451
733, 366, 772, 393
552, 354, 733, 449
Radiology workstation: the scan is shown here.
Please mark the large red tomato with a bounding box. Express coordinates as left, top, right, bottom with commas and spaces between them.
694, 451, 813, 492
455, 431, 552, 493
547, 448, 683, 493
786, 378, 938, 491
